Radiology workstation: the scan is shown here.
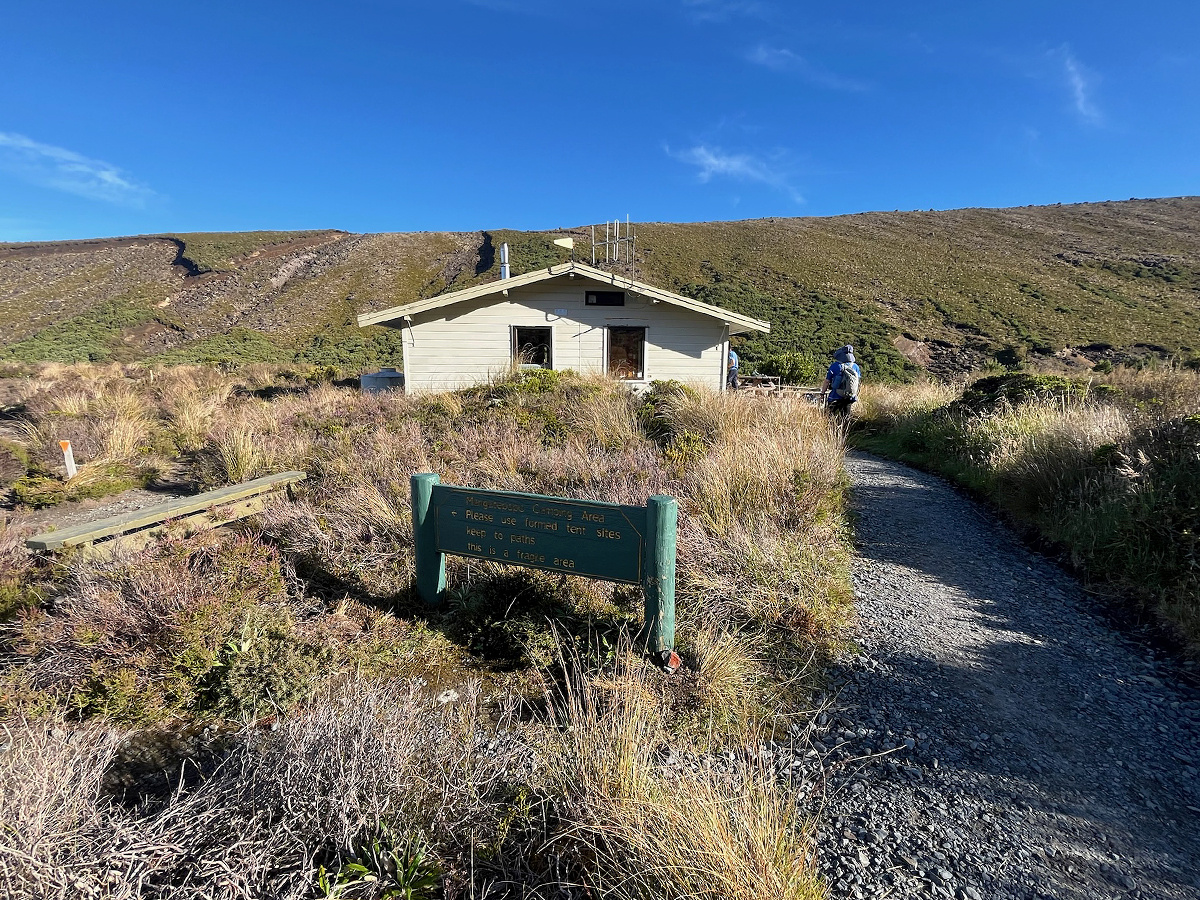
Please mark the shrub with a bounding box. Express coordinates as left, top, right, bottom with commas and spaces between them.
196, 610, 326, 717
756, 351, 822, 384
956, 372, 1090, 413
854, 370, 1200, 655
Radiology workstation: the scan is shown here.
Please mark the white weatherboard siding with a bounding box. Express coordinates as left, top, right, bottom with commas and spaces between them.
397, 277, 729, 393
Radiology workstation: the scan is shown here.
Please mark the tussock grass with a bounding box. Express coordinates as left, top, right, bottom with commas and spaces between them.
854, 368, 1200, 655
546, 645, 824, 900
0, 667, 825, 899
1, 363, 854, 897
5, 365, 852, 714
686, 624, 767, 726
0, 679, 520, 899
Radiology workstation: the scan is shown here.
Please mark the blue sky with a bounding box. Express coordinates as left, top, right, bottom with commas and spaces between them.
1, 0, 1197, 241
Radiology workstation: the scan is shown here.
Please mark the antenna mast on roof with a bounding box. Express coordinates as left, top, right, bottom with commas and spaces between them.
590, 216, 636, 278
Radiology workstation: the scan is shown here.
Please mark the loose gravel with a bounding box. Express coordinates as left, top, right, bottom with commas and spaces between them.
802, 452, 1200, 900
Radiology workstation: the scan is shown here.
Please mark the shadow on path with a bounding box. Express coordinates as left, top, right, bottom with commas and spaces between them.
823, 451, 1200, 900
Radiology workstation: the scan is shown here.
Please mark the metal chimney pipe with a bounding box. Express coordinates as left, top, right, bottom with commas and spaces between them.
500, 242, 510, 279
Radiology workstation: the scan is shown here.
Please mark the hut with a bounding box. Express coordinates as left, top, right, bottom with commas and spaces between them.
356, 261, 769, 393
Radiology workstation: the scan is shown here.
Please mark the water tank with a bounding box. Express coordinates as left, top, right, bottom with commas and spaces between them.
360, 367, 405, 393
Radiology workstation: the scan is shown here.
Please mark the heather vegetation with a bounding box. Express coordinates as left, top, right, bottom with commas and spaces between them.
0, 363, 849, 899
852, 367, 1200, 656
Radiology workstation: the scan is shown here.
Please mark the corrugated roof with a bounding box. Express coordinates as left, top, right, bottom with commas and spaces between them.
355, 261, 771, 334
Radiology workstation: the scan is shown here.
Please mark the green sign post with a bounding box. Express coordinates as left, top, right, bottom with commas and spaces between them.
410, 473, 678, 654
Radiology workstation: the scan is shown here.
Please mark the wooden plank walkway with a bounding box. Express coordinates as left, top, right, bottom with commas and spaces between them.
25, 471, 307, 551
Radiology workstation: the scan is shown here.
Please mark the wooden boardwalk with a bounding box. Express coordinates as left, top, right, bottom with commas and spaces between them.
25, 471, 306, 552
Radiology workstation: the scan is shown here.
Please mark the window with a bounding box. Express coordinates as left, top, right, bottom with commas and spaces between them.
586, 291, 625, 306
607, 327, 645, 380
513, 326, 552, 369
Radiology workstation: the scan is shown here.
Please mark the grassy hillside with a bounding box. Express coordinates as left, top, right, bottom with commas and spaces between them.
2, 197, 1198, 378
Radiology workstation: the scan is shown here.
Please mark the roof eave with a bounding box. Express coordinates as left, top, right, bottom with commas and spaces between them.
355, 260, 771, 333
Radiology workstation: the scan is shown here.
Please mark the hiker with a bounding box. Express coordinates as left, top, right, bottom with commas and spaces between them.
727, 347, 740, 390
820, 344, 861, 418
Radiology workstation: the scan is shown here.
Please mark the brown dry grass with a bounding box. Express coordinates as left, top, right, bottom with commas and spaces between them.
1, 364, 853, 898
0, 679, 524, 900
545, 643, 825, 900
855, 366, 1200, 655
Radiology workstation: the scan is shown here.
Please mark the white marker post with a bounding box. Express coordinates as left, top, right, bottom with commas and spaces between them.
60, 440, 77, 479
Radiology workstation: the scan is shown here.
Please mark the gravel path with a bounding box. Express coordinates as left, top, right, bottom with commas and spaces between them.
809, 452, 1200, 900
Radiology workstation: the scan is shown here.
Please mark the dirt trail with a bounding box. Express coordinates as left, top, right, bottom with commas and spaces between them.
810, 452, 1200, 900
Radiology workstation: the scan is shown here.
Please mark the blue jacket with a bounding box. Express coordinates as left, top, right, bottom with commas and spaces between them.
827, 346, 861, 400
728, 349, 739, 370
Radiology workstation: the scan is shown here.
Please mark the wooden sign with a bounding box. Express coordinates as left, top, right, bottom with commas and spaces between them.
411, 474, 678, 652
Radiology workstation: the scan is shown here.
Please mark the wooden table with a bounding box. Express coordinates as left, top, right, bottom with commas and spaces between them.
738, 374, 782, 390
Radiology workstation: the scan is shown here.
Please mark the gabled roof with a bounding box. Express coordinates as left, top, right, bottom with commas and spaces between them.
355, 261, 770, 334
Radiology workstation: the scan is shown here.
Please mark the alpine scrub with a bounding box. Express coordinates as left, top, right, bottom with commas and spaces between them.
0, 362, 853, 899
853, 368, 1200, 656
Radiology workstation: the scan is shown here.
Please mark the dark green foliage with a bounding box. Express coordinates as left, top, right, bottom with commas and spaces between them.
163, 322, 409, 372
157, 328, 293, 365
0, 296, 169, 364
451, 369, 607, 447
12, 470, 140, 508
196, 611, 325, 717
677, 271, 918, 382
0, 577, 42, 622
1087, 257, 1200, 289
956, 373, 1091, 413
318, 823, 442, 900
480, 230, 574, 278
293, 321, 409, 371
754, 351, 822, 384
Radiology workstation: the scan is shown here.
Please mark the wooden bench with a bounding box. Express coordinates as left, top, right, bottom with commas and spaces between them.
25, 471, 307, 553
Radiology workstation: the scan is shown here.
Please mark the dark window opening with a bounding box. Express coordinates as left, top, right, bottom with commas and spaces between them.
607, 326, 645, 380
513, 326, 552, 369
586, 291, 625, 306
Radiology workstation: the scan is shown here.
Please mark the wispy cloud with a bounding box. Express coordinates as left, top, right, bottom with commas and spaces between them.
667, 143, 802, 203
746, 43, 868, 91
681, 0, 767, 23
746, 44, 798, 71
0, 132, 155, 206
1057, 48, 1101, 124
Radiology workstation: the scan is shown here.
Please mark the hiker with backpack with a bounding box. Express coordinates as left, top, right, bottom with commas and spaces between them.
820, 345, 861, 418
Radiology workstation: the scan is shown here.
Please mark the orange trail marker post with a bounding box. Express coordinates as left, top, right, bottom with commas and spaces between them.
60, 440, 77, 479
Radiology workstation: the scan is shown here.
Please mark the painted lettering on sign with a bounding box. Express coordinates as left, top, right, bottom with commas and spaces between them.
411, 474, 678, 653
432, 485, 647, 583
